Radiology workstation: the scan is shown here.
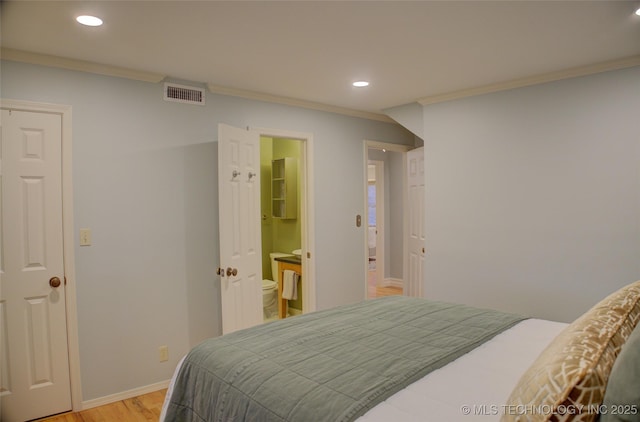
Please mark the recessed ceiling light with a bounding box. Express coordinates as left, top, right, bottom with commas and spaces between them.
76, 15, 103, 27
635, 7, 640, 16
352, 81, 370, 88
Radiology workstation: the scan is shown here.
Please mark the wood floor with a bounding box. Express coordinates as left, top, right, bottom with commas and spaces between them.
374, 284, 403, 297
367, 269, 403, 298
37, 389, 167, 422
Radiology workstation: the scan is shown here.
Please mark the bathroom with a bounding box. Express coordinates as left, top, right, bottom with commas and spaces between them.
260, 136, 303, 321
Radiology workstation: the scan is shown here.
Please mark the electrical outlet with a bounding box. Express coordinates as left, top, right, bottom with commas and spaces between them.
159, 345, 169, 362
79, 228, 92, 246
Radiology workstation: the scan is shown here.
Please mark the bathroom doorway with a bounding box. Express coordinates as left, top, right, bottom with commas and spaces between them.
260, 136, 305, 321
364, 142, 410, 299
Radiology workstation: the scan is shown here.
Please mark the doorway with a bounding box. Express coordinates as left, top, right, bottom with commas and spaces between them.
256, 127, 315, 321
217, 126, 315, 332
217, 125, 315, 332
260, 136, 304, 320
364, 142, 409, 299
367, 160, 384, 295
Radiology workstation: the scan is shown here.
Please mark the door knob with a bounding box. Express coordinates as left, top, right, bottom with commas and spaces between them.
49, 277, 61, 288
226, 267, 238, 277
217, 267, 224, 276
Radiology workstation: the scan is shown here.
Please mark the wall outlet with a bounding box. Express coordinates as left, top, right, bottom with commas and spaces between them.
159, 345, 169, 362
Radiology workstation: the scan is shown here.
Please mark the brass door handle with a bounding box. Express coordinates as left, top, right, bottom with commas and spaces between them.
49, 277, 61, 288
226, 267, 238, 277
217, 267, 224, 276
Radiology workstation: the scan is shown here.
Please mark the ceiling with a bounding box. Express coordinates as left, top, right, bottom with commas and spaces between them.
2, 1, 640, 117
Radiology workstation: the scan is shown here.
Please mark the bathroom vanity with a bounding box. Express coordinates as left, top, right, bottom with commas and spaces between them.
275, 255, 302, 319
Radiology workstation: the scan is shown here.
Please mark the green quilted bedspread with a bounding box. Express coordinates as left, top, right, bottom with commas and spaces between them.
164, 296, 525, 422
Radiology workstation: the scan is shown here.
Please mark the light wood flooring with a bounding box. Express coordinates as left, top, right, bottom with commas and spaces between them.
367, 269, 403, 298
36, 389, 167, 422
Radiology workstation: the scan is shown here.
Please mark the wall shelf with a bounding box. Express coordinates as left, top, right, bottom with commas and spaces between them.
271, 157, 297, 219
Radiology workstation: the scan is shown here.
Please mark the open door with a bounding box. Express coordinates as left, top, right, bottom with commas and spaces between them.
406, 146, 425, 297
218, 124, 263, 334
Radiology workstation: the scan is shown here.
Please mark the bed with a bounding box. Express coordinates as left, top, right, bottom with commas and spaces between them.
161, 280, 640, 422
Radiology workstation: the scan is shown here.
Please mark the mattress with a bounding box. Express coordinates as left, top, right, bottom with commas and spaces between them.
161, 318, 567, 421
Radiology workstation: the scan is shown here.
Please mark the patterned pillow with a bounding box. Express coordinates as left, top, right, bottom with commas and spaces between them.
502, 280, 640, 422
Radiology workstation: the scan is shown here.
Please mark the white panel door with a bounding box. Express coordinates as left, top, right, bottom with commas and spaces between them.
406, 147, 425, 297
0, 109, 72, 421
218, 124, 263, 334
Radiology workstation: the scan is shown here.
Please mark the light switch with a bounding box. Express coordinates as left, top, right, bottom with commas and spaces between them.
159, 345, 169, 362
79, 228, 92, 246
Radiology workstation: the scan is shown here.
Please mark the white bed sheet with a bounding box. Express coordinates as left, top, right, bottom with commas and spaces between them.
161, 318, 567, 422
359, 318, 566, 422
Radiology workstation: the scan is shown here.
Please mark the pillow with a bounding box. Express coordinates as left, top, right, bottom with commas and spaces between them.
502, 280, 640, 422
600, 322, 640, 422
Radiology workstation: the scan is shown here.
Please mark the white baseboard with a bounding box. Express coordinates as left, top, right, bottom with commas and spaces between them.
80, 379, 170, 410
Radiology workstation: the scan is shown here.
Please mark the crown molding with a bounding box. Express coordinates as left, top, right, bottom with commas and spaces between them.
1, 48, 166, 83
1, 48, 394, 123
206, 83, 394, 123
417, 55, 640, 106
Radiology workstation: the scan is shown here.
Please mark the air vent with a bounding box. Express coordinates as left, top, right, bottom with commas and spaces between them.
164, 83, 205, 105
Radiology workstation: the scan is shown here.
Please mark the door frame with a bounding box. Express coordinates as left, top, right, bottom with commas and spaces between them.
363, 140, 411, 298
0, 99, 82, 410
252, 126, 316, 314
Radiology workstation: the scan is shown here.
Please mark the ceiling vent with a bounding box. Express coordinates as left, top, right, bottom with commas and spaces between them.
164, 83, 205, 105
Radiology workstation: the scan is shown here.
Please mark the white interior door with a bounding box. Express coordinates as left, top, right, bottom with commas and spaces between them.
1, 109, 72, 421
218, 124, 263, 334
406, 147, 425, 297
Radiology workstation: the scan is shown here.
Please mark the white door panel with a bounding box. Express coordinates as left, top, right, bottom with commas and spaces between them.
406, 147, 425, 298
218, 124, 263, 334
1, 109, 71, 421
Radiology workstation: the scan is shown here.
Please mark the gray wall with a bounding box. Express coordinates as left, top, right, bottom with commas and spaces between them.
0, 60, 414, 401
422, 66, 640, 323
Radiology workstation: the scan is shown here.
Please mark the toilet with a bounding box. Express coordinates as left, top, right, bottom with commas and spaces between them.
262, 252, 293, 320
